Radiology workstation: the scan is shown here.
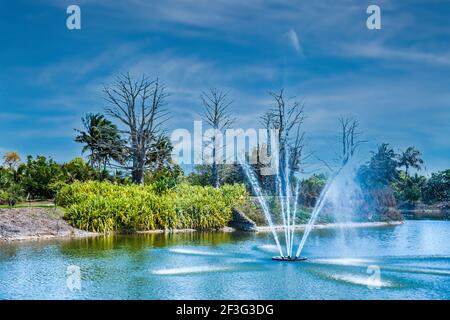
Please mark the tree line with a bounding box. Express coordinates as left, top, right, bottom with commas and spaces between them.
0, 73, 448, 209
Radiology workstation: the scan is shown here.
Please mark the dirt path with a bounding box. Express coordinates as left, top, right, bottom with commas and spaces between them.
0, 207, 97, 241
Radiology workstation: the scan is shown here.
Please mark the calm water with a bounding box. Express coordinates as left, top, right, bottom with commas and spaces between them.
0, 220, 449, 299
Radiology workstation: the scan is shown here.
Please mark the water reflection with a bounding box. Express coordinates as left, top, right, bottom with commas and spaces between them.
0, 221, 449, 299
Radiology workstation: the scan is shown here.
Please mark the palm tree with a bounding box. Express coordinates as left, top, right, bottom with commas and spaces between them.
359, 143, 400, 188
398, 147, 424, 176
146, 136, 175, 171
75, 113, 125, 171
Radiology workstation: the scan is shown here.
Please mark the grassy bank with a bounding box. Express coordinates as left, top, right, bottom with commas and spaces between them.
55, 181, 247, 233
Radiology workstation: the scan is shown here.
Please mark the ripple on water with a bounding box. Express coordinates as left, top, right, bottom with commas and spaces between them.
312, 257, 450, 277
383, 266, 450, 277
328, 273, 395, 288
312, 258, 377, 267
169, 247, 223, 256
151, 265, 234, 275
254, 244, 279, 253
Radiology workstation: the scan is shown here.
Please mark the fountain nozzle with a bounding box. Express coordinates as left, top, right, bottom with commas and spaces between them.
272, 256, 307, 262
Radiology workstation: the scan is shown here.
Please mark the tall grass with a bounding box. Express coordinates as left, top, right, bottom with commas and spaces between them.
55, 181, 247, 232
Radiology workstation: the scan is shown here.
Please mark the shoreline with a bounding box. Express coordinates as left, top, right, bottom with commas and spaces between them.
0, 207, 99, 243
1, 205, 404, 243
256, 221, 404, 233
0, 231, 99, 243
0, 221, 402, 243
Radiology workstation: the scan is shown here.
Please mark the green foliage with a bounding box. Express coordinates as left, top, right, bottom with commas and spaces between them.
144, 165, 183, 194
423, 170, 450, 204
219, 183, 247, 208
62, 157, 98, 183
55, 181, 248, 232
397, 146, 424, 175
0, 167, 24, 202
392, 172, 426, 203
0, 154, 24, 205
75, 113, 125, 170
235, 198, 267, 225
146, 136, 176, 171
0, 190, 10, 205
17, 155, 65, 199
0, 189, 22, 206
187, 165, 211, 186
299, 174, 327, 207
0, 153, 119, 201
359, 143, 400, 189
187, 164, 244, 187
356, 144, 445, 207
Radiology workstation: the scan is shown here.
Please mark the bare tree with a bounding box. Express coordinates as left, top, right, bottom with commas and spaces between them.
200, 88, 234, 188
103, 73, 169, 184
338, 116, 365, 165
265, 90, 306, 194
259, 111, 275, 156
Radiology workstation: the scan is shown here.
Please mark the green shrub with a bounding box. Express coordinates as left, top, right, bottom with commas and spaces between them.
423, 169, 450, 204
62, 157, 97, 183
55, 181, 248, 232
17, 155, 65, 199
299, 174, 327, 207
0, 190, 13, 205
392, 172, 426, 204
0, 167, 25, 204
144, 166, 183, 194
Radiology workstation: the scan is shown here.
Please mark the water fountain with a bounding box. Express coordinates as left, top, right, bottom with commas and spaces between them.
239, 153, 352, 261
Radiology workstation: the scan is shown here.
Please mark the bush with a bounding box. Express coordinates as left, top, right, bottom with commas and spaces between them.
62, 157, 98, 183
423, 170, 450, 204
235, 198, 267, 225
55, 181, 248, 232
299, 174, 327, 207
144, 166, 183, 194
0, 167, 25, 205
0, 190, 17, 205
367, 187, 403, 221
392, 172, 426, 204
17, 155, 65, 199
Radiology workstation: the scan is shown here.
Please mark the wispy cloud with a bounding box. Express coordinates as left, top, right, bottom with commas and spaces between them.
343, 42, 450, 66
287, 29, 302, 54
2, 0, 449, 172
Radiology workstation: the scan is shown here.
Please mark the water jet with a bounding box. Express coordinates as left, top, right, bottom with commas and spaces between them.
239, 147, 354, 262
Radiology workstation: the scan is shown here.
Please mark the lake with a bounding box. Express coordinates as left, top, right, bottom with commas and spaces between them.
0, 220, 449, 299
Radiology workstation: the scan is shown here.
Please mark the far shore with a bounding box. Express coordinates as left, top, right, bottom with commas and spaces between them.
256, 221, 404, 233
0, 206, 407, 243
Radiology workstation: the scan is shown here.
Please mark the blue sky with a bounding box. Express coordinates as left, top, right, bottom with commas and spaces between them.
0, 0, 449, 174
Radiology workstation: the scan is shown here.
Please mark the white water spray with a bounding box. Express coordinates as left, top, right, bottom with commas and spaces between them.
240, 150, 359, 259
240, 162, 283, 256
295, 177, 335, 257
